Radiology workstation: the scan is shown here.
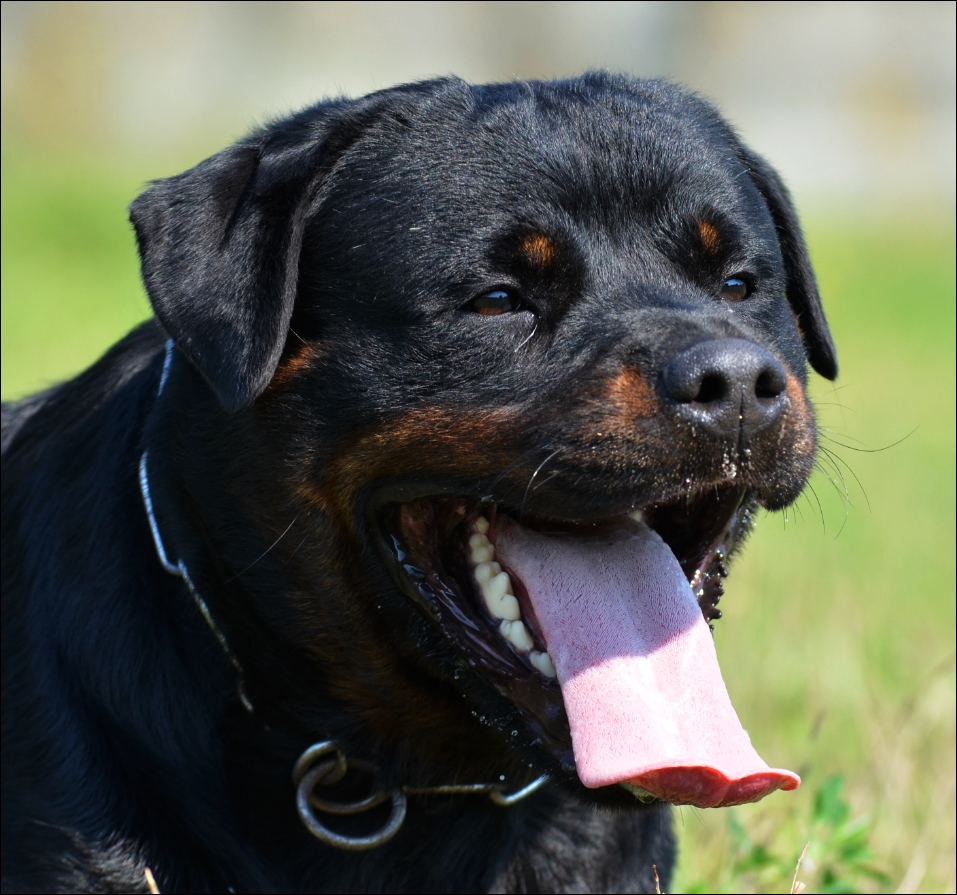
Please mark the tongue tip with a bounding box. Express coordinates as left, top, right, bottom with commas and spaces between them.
617, 765, 801, 809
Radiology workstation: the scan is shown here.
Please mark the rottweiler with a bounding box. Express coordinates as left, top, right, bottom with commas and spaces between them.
1, 74, 837, 893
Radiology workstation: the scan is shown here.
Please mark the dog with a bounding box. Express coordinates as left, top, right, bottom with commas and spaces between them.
1, 73, 837, 893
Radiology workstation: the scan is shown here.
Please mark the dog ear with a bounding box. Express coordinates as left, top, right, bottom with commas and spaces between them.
130, 107, 370, 411
737, 146, 838, 380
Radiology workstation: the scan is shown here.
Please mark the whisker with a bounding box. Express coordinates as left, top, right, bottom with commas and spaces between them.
816, 446, 851, 499
813, 455, 852, 536
805, 479, 826, 533
487, 446, 546, 492
283, 533, 310, 565
226, 514, 300, 583
814, 451, 846, 494
818, 426, 868, 448
820, 444, 871, 512
810, 382, 853, 398
521, 449, 564, 521
812, 456, 851, 516
820, 427, 917, 454
515, 323, 538, 352
791, 499, 806, 523
531, 470, 562, 492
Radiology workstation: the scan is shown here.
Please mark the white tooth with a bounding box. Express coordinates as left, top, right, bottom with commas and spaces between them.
489, 571, 514, 598
500, 619, 534, 652
484, 590, 520, 621
629, 509, 644, 523
471, 544, 494, 563
498, 594, 521, 620
474, 516, 490, 534
482, 572, 520, 620
482, 571, 509, 603
530, 650, 556, 678
469, 532, 491, 551
473, 561, 502, 583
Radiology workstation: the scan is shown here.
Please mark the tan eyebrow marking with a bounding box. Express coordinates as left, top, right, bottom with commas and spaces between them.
698, 220, 721, 254
520, 233, 557, 270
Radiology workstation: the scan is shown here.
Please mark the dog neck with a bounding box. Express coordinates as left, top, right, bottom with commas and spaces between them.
138, 340, 548, 852
139, 341, 254, 711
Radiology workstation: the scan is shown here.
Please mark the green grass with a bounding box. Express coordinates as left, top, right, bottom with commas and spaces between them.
2, 154, 154, 399
3, 153, 955, 893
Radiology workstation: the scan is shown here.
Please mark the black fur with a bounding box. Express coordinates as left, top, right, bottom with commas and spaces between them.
2, 74, 833, 893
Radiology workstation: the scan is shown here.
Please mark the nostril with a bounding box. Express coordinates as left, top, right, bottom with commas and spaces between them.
754, 367, 787, 400
694, 373, 727, 405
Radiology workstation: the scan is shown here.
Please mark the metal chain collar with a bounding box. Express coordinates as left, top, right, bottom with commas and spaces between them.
293, 741, 549, 851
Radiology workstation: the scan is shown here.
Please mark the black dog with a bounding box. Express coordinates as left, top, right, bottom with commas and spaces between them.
1, 74, 836, 893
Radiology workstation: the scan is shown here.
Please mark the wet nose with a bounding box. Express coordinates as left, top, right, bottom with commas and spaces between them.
662, 339, 789, 440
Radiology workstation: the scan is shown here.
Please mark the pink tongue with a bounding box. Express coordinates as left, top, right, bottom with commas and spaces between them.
495, 516, 799, 808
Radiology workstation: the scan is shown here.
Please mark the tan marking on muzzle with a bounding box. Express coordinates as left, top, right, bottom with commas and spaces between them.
307, 407, 520, 531
601, 368, 659, 431
785, 370, 817, 460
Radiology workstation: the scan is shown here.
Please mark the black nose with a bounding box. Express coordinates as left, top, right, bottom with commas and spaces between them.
662, 339, 789, 440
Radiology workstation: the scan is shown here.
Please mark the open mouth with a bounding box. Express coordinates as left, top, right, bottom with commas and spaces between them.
376, 486, 799, 809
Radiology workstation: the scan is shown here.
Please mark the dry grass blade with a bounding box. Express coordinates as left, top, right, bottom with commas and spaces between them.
790, 842, 809, 894
653, 863, 663, 894
144, 867, 160, 894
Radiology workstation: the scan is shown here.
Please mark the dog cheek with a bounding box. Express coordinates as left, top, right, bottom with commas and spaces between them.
321, 408, 521, 519
567, 367, 668, 463
264, 342, 325, 390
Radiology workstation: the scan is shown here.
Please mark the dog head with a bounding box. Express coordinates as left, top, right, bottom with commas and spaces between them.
132, 74, 836, 809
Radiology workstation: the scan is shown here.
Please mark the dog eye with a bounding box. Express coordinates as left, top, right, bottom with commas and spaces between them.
720, 277, 751, 301
467, 290, 523, 316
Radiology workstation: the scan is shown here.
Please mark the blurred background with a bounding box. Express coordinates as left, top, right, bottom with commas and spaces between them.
2, 2, 954, 891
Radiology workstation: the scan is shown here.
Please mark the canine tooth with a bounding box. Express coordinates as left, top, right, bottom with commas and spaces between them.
500, 619, 533, 652
481, 572, 520, 620
474, 516, 490, 534
530, 650, 556, 678
629, 509, 644, 523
